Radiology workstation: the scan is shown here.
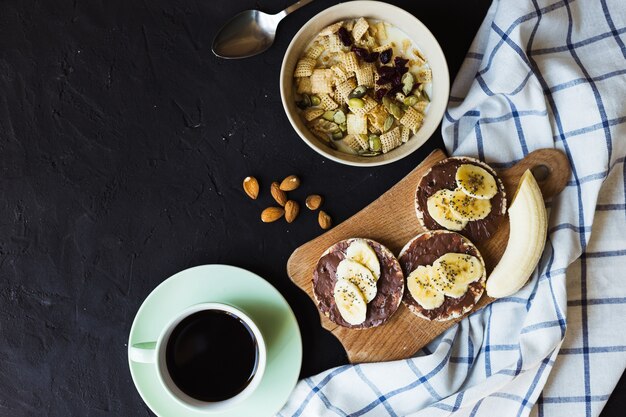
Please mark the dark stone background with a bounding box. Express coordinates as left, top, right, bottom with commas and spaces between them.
0, 0, 623, 415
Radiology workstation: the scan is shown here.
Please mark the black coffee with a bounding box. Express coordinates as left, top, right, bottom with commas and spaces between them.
165, 309, 259, 402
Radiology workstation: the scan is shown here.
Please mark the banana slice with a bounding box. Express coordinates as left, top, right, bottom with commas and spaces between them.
448, 188, 492, 221
431, 253, 484, 298
336, 259, 378, 302
345, 239, 381, 280
427, 189, 469, 231
407, 265, 445, 310
333, 279, 367, 325
455, 164, 498, 200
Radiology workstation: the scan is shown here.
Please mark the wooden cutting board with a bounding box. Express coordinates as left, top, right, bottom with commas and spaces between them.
287, 148, 570, 363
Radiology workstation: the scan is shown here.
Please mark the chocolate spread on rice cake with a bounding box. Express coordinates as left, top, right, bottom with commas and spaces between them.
415, 157, 506, 243
313, 238, 404, 329
399, 230, 486, 321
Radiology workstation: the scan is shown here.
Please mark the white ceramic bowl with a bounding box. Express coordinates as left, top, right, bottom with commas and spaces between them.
280, 1, 450, 167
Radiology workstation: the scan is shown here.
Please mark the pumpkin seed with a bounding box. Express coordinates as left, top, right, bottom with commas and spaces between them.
332, 131, 344, 140
333, 110, 346, 125
383, 115, 394, 132
348, 97, 365, 109
348, 85, 368, 99
369, 135, 382, 152
310, 95, 321, 106
389, 102, 405, 119
421, 90, 431, 102
296, 94, 311, 109
403, 95, 419, 107
339, 122, 347, 132
401, 72, 414, 95
323, 110, 336, 121
382, 95, 393, 110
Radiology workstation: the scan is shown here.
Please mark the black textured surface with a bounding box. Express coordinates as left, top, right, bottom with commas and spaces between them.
0, 0, 623, 416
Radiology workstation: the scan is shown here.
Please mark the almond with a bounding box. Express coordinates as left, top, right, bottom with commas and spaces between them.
285, 200, 299, 223
270, 182, 288, 206
261, 207, 285, 223
305, 194, 323, 210
318, 210, 332, 229
279, 175, 301, 191
243, 176, 259, 199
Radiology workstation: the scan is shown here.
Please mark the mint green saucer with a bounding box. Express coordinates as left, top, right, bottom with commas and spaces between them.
128, 265, 302, 417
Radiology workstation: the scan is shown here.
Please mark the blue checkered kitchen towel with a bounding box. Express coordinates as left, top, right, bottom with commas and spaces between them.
279, 0, 626, 416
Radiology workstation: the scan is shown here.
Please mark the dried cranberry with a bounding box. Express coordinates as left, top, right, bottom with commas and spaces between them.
375, 88, 388, 100
377, 65, 396, 77
388, 84, 403, 95
337, 27, 352, 46
376, 75, 393, 85
392, 73, 402, 86
394, 56, 409, 68
351, 46, 370, 59
379, 49, 392, 64
396, 65, 409, 76
364, 52, 380, 63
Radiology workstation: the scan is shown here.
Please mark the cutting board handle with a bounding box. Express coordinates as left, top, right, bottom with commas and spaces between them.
500, 149, 570, 199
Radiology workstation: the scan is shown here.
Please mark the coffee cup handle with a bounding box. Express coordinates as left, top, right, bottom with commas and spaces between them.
129, 342, 157, 363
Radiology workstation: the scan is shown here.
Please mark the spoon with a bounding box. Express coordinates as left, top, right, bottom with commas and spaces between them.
212, 0, 314, 59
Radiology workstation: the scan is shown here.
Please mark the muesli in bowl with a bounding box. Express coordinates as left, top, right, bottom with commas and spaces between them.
292, 17, 433, 157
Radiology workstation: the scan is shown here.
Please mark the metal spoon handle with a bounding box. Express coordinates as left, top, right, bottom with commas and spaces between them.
276, 0, 315, 20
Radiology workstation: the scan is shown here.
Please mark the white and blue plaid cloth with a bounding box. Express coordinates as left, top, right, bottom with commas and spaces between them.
279, 0, 626, 416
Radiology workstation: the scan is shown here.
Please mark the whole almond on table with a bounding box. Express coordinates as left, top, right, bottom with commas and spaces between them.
243, 176, 259, 199
261, 207, 285, 223
270, 182, 288, 206
279, 175, 300, 191
318, 210, 332, 229
305, 194, 323, 210
285, 200, 300, 223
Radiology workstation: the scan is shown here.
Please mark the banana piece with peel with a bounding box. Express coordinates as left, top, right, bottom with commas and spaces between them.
486, 170, 547, 298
